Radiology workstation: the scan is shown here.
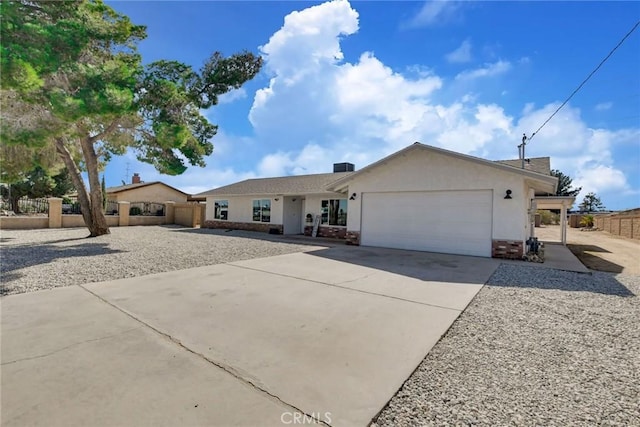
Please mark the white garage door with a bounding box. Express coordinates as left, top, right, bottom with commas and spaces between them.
361, 190, 493, 257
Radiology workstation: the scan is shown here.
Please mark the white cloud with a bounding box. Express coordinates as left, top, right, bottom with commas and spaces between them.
446, 39, 472, 63
574, 165, 629, 195
217, 88, 247, 104
258, 0, 358, 83
594, 102, 613, 111
455, 60, 512, 80
405, 0, 461, 28
511, 104, 635, 202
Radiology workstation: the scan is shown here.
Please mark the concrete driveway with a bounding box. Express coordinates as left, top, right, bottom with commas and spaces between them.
2, 246, 500, 427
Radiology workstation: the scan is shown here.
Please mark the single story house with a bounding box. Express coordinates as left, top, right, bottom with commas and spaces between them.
197, 143, 560, 259
107, 173, 190, 204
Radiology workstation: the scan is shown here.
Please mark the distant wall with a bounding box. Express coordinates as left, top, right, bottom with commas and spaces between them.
0, 199, 196, 230
174, 203, 200, 227
129, 216, 166, 226
594, 212, 640, 240
0, 216, 49, 230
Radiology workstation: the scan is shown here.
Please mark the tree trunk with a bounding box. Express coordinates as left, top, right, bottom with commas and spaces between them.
79, 135, 110, 236
53, 137, 103, 236
10, 194, 21, 214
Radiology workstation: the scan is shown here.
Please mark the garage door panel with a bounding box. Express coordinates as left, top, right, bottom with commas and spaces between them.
361, 190, 492, 257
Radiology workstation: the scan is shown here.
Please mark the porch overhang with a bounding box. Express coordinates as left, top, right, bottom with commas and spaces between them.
534, 196, 576, 245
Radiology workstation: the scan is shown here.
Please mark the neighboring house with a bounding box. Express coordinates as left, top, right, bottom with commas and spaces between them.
197, 143, 560, 259
107, 173, 189, 203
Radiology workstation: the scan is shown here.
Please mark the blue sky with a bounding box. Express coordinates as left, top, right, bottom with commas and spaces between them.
105, 1, 640, 210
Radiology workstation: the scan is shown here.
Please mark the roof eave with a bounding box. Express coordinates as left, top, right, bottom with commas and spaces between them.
535, 196, 576, 209
201, 190, 347, 198
327, 143, 558, 191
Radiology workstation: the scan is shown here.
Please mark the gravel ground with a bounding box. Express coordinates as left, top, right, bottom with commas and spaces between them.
0, 226, 316, 296
374, 264, 640, 426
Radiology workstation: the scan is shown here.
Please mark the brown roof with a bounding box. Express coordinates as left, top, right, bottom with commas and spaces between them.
106, 181, 189, 196
196, 172, 353, 197
494, 157, 551, 175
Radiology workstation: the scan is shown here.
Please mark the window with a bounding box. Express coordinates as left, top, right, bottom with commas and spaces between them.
252, 199, 271, 222
321, 199, 347, 226
214, 200, 228, 220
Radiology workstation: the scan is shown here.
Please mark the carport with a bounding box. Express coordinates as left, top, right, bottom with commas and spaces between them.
534, 196, 576, 245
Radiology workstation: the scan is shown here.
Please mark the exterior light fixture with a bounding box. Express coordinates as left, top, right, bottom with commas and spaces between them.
504, 189, 513, 199
349, 193, 357, 200
274, 198, 279, 202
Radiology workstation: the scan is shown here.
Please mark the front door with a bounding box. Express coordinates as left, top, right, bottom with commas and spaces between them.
283, 196, 303, 235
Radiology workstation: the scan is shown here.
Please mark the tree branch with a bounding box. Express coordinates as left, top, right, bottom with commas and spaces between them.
89, 118, 120, 144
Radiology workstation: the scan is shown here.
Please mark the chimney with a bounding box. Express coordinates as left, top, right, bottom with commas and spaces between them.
333, 162, 355, 173
132, 173, 141, 184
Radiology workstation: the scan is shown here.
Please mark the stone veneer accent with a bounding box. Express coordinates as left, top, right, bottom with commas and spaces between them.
491, 239, 524, 259
204, 220, 282, 234
345, 231, 360, 245
303, 225, 347, 239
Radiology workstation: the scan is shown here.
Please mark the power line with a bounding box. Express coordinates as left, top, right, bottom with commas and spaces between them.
527, 19, 640, 142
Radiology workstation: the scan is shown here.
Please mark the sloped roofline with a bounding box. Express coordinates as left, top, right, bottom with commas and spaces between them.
327, 142, 558, 192
195, 172, 352, 197
107, 181, 189, 196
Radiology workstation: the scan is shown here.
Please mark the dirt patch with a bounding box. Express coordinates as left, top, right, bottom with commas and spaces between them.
538, 225, 640, 275
567, 244, 623, 273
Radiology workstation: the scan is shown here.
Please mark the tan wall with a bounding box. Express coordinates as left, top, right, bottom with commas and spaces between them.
174, 203, 198, 227
129, 216, 166, 226
594, 213, 640, 240
0, 216, 49, 229
59, 215, 119, 228
1, 198, 180, 230
62, 215, 86, 228
108, 184, 188, 203
199, 204, 206, 226
569, 214, 586, 228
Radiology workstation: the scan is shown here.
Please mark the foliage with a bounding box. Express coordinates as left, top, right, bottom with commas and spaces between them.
550, 169, 582, 197
579, 192, 605, 212
101, 174, 107, 210
537, 210, 559, 225
0, 135, 63, 183
1, 166, 54, 213
579, 214, 595, 228
1, 0, 262, 236
51, 168, 74, 197
129, 206, 142, 216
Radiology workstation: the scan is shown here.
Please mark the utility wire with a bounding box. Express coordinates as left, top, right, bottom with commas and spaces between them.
527, 19, 640, 142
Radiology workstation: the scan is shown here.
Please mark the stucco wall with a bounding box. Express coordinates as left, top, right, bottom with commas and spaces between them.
344, 149, 533, 242
205, 196, 283, 225
204, 193, 349, 235
0, 216, 49, 229
303, 193, 349, 235
61, 215, 86, 228
2, 215, 127, 229
128, 216, 166, 226
594, 213, 640, 240
109, 184, 188, 203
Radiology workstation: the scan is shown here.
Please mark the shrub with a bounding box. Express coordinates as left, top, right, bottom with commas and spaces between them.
129, 206, 142, 216
537, 210, 559, 225
580, 214, 595, 228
